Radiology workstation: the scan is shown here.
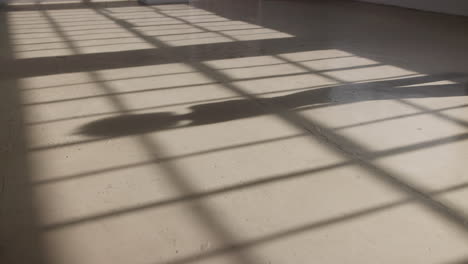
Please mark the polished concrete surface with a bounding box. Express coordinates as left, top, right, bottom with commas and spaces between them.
1, 0, 468, 263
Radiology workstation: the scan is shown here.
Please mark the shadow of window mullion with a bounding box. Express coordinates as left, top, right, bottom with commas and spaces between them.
397, 98, 468, 128
188, 60, 468, 233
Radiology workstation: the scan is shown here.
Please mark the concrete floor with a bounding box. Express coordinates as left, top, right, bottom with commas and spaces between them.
1, 0, 468, 263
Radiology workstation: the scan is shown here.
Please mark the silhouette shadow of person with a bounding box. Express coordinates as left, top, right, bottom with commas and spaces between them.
78, 73, 468, 137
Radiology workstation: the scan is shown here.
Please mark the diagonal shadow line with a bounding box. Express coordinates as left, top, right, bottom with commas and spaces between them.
7, 15, 108, 23
125, 19, 230, 28
0, 2, 303, 78
36, 5, 468, 263
13, 31, 137, 41
21, 5, 468, 264
39, 6, 80, 54
37, 131, 468, 230
146, 31, 290, 44
31, 128, 468, 188
141, 26, 265, 37
371, 132, 468, 158
334, 103, 468, 131
88, 80, 266, 264
15, 40, 148, 53
12, 22, 267, 46
109, 17, 189, 25
150, 181, 468, 264
24, 75, 419, 127
149, 5, 238, 42
39, 155, 468, 233
24, 8, 468, 160
20, 70, 199, 91
133, 15, 230, 23
9, 25, 128, 34
4, 0, 142, 11
25, 95, 243, 126
12, 35, 132, 45
88, 5, 229, 52
27, 111, 468, 153
0, 37, 324, 79
21, 81, 220, 107
16, 12, 215, 24
67, 60, 266, 264
41, 161, 351, 230
397, 99, 468, 128
117, 13, 214, 19
13, 25, 263, 44
10, 13, 172, 22
189, 60, 468, 231
123, 13, 216, 20
32, 75, 468, 230
11, 20, 208, 36
43, 6, 266, 264
21, 63, 382, 107
9, 18, 114, 27
19, 55, 357, 92
33, 133, 307, 185
127, 14, 221, 22
9, 22, 120, 32
269, 54, 468, 157
212, 55, 355, 70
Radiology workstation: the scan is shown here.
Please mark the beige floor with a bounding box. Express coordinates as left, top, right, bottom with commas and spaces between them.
1, 0, 468, 263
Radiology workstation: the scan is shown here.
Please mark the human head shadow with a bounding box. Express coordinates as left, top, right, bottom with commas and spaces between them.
78, 73, 468, 137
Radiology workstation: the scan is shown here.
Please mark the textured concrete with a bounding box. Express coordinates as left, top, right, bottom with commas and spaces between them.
1, 0, 468, 264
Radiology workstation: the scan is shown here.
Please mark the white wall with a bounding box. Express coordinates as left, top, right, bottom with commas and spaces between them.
358, 0, 468, 16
